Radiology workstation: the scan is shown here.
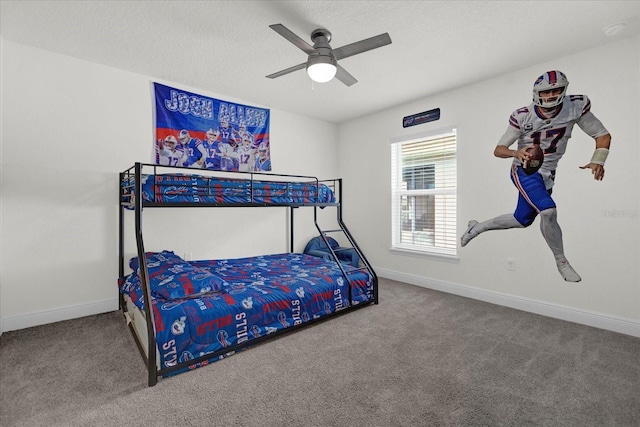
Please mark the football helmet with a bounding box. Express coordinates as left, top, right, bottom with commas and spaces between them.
532, 70, 569, 108
164, 135, 177, 146
178, 129, 190, 143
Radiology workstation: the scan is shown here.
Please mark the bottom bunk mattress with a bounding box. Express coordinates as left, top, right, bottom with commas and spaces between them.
118, 251, 374, 375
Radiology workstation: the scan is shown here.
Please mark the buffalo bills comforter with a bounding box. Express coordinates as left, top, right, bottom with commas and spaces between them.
122, 173, 336, 205
118, 251, 373, 375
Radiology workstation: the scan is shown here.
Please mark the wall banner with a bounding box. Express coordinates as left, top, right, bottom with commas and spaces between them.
153, 82, 271, 171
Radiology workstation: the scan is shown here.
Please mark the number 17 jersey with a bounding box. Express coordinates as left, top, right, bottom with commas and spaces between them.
498, 94, 609, 189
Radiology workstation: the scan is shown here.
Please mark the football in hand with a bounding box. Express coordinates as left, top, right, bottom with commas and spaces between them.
522, 144, 544, 175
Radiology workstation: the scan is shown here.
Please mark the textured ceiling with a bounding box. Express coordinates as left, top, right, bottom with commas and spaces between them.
1, 1, 638, 123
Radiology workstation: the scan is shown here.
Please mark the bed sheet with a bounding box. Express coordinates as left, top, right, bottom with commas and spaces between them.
119, 252, 373, 375
122, 173, 336, 205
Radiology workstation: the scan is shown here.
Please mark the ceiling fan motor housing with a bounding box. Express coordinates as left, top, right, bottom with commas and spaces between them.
307, 28, 336, 79
309, 29, 335, 61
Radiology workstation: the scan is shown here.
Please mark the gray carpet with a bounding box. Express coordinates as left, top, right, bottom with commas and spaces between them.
1, 278, 639, 426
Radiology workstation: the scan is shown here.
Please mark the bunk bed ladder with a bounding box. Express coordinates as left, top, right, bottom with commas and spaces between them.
313, 179, 378, 305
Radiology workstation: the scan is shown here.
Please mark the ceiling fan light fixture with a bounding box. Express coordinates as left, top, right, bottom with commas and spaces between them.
306, 55, 337, 83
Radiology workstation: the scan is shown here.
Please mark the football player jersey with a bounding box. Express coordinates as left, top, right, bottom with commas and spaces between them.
236, 146, 256, 172
158, 148, 187, 167
499, 95, 609, 189
201, 139, 221, 170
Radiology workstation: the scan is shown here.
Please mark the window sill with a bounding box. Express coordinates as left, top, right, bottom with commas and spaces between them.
389, 247, 460, 263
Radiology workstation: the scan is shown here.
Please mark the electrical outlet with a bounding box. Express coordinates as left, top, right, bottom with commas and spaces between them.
184, 252, 193, 261
506, 258, 516, 271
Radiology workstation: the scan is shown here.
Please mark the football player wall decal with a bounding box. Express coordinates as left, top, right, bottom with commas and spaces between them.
460, 70, 611, 282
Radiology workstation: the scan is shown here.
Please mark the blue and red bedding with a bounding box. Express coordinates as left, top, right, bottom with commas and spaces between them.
118, 251, 373, 375
122, 173, 336, 205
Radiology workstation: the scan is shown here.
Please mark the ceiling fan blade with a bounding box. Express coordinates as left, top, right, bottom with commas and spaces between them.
335, 64, 358, 86
266, 62, 307, 79
332, 33, 392, 61
269, 24, 316, 55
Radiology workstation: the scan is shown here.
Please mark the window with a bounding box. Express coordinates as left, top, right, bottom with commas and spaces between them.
391, 128, 457, 257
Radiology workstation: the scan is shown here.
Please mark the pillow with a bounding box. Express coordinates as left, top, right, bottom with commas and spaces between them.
129, 250, 185, 271
127, 251, 226, 300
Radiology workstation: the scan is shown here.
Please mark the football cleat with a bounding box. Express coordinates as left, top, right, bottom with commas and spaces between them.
556, 259, 582, 282
460, 220, 479, 247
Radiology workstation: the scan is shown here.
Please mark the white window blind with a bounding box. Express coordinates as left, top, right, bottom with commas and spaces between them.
391, 128, 457, 257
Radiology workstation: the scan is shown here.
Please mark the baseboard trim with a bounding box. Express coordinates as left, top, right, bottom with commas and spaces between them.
2, 275, 638, 338
377, 268, 640, 338
1, 298, 119, 333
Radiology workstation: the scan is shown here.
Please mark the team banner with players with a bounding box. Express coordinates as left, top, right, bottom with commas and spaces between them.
153, 82, 271, 171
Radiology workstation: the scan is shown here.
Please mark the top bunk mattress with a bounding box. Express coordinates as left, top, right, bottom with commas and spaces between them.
121, 169, 336, 207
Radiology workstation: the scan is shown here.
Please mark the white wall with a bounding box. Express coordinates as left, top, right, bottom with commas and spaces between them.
338, 36, 640, 336
0, 39, 339, 332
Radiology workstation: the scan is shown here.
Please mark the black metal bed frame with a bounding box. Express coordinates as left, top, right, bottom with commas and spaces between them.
118, 162, 378, 386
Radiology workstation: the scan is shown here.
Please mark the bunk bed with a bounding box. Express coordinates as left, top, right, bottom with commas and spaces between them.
118, 162, 378, 386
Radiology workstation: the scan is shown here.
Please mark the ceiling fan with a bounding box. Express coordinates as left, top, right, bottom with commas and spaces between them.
266, 23, 392, 86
